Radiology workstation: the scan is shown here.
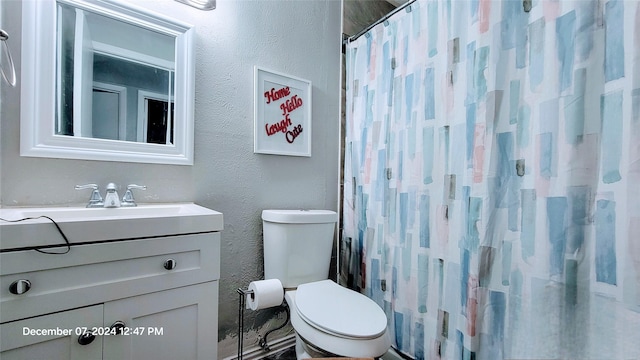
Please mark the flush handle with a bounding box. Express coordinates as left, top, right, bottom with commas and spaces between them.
163, 259, 177, 270
9, 279, 31, 295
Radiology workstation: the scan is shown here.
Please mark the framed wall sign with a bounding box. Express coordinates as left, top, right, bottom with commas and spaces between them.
254, 67, 312, 157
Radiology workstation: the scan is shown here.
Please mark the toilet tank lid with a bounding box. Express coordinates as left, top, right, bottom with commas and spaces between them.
262, 210, 337, 224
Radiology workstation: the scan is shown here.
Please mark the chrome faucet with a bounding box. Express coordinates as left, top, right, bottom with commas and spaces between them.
76, 183, 146, 208
103, 183, 121, 208
75, 184, 104, 208
121, 184, 147, 207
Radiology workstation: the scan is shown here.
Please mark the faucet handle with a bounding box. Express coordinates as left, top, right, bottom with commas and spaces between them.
127, 184, 147, 191
75, 183, 98, 190
121, 184, 146, 207
75, 184, 104, 208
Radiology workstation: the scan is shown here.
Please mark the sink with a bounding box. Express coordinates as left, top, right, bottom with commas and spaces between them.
9, 203, 208, 220
0, 203, 223, 251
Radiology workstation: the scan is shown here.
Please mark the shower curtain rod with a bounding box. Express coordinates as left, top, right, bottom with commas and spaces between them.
344, 0, 417, 44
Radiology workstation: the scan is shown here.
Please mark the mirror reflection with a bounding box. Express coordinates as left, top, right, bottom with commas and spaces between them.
56, 1, 176, 145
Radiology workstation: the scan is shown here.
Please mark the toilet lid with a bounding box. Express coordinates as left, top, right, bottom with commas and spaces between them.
295, 280, 387, 339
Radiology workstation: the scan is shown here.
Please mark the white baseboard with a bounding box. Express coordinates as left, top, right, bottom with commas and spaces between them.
222, 334, 296, 360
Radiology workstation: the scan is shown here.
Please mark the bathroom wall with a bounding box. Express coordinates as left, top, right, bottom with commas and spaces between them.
0, 0, 341, 358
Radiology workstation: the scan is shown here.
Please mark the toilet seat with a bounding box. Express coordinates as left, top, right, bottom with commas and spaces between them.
285, 281, 390, 358
295, 280, 387, 339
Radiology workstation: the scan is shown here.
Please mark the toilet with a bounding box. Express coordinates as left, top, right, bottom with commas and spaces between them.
262, 209, 390, 359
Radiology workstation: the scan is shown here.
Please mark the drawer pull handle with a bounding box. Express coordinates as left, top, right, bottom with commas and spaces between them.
78, 332, 96, 345
163, 258, 177, 270
9, 279, 31, 295
110, 320, 126, 335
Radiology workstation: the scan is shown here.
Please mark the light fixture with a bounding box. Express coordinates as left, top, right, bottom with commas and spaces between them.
175, 0, 215, 11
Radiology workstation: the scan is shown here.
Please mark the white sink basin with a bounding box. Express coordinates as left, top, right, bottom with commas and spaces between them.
0, 203, 223, 251
9, 203, 208, 220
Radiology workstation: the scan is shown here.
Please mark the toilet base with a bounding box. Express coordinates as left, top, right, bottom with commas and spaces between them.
294, 334, 310, 359
294, 334, 338, 359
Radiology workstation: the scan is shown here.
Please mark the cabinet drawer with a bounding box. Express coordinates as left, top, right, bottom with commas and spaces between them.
0, 233, 220, 323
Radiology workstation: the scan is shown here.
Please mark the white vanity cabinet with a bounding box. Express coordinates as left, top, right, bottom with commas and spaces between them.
0, 205, 222, 360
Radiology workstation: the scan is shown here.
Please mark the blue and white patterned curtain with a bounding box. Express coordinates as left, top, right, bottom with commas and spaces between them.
342, 0, 640, 358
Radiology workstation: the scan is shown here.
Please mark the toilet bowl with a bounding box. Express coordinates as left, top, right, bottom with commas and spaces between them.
261, 210, 390, 358
284, 280, 390, 358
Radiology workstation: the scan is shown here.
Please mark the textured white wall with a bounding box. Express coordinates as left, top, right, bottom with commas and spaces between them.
0, 0, 341, 357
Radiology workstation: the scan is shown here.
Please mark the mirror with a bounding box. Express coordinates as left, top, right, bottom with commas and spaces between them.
21, 0, 195, 165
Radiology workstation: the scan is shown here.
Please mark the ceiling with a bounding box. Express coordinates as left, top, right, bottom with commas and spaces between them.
343, 0, 400, 37
385, 0, 408, 6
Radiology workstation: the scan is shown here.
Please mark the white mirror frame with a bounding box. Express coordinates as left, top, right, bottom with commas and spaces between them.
21, 0, 195, 165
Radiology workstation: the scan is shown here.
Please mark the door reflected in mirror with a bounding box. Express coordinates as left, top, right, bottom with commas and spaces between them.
56, 2, 175, 145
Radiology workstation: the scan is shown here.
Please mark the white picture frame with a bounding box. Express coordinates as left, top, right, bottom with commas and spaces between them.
254, 66, 312, 157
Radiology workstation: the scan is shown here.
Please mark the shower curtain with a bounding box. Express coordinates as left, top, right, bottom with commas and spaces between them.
342, 0, 640, 358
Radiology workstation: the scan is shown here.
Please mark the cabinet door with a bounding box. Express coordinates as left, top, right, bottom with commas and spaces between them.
0, 305, 103, 360
103, 281, 218, 360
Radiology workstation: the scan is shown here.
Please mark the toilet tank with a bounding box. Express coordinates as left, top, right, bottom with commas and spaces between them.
262, 210, 338, 288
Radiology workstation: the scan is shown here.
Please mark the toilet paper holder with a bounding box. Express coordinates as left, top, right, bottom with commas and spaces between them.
245, 288, 255, 301
236, 287, 289, 359
236, 287, 252, 360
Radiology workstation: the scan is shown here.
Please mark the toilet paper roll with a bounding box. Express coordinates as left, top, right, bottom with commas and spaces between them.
246, 279, 284, 311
